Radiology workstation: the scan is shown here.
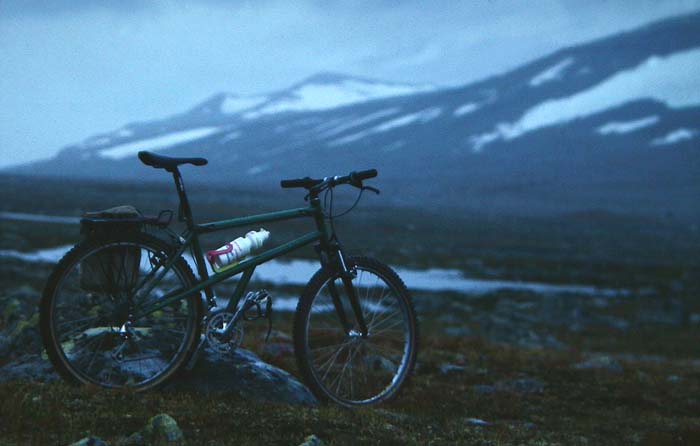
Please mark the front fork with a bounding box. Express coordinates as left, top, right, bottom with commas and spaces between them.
317, 243, 369, 338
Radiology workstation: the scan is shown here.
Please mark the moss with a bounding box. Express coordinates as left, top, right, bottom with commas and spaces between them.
1, 298, 21, 329
10, 313, 39, 338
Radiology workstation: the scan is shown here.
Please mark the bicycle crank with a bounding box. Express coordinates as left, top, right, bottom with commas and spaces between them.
205, 310, 244, 355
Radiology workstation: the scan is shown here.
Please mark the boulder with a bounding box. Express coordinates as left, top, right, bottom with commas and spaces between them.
168, 346, 318, 406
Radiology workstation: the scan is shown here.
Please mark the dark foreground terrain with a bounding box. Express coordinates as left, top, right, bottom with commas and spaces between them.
1, 175, 699, 445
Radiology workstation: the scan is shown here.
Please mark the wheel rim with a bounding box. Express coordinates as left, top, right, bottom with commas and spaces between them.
305, 266, 413, 405
49, 241, 197, 389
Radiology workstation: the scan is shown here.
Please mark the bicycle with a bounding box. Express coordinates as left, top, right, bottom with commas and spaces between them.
40, 150, 419, 407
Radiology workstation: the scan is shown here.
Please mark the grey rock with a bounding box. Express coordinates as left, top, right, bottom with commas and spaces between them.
439, 363, 467, 374
473, 384, 496, 395
298, 435, 324, 446
142, 414, 184, 446
0, 354, 56, 383
170, 346, 318, 406
465, 417, 490, 426
495, 377, 545, 394
573, 355, 623, 373
262, 342, 294, 358
68, 436, 110, 446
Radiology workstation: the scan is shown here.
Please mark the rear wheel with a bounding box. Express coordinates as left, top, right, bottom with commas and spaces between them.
40, 233, 203, 391
293, 256, 418, 407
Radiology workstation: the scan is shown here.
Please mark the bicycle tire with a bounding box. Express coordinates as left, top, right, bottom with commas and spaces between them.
40, 233, 203, 391
293, 256, 419, 407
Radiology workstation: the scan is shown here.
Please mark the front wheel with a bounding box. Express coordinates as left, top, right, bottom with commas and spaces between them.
293, 256, 419, 407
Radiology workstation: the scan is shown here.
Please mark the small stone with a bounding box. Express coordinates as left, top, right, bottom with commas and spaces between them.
439, 363, 467, 374
465, 417, 490, 426
142, 414, 184, 446
473, 384, 496, 395
667, 374, 682, 383
495, 377, 545, 394
298, 434, 324, 446
68, 436, 110, 446
573, 355, 623, 373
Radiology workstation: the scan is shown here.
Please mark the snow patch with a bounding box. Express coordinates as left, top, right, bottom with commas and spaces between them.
471, 49, 700, 151
245, 80, 433, 118
247, 165, 269, 175
596, 116, 659, 135
382, 140, 405, 153
373, 107, 442, 132
219, 131, 241, 144
529, 57, 575, 87
651, 128, 697, 146
327, 107, 442, 146
220, 95, 267, 114
317, 108, 400, 138
454, 102, 479, 116
99, 127, 220, 159
116, 128, 133, 138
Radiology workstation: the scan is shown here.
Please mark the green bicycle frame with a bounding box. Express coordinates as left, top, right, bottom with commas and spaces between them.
131, 168, 335, 321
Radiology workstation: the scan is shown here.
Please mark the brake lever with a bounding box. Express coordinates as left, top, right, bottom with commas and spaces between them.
363, 186, 380, 195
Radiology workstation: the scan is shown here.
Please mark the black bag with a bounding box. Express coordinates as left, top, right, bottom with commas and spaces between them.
79, 205, 144, 293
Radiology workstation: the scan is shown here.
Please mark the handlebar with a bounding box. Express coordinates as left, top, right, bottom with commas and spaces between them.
280, 169, 378, 192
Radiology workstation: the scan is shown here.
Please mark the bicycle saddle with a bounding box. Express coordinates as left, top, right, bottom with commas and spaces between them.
138, 150, 208, 171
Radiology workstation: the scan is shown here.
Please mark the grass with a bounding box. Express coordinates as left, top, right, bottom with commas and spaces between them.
2, 337, 700, 445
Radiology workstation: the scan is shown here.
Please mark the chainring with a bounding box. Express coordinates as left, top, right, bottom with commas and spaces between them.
205, 311, 244, 354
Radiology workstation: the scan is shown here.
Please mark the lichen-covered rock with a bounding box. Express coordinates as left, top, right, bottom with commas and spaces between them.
298, 434, 324, 446
142, 414, 184, 446
68, 436, 110, 446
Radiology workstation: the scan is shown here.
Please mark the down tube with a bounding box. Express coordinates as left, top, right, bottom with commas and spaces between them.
134, 231, 322, 319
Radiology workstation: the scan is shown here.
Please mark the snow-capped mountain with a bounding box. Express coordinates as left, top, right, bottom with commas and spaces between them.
9, 12, 700, 220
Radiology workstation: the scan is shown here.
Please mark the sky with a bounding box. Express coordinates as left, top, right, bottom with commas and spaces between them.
1, 0, 699, 168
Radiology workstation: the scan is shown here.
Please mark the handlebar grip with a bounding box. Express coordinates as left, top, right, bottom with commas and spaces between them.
353, 169, 378, 181
280, 177, 322, 189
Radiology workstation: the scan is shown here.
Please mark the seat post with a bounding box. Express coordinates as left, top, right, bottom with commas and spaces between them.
170, 168, 195, 229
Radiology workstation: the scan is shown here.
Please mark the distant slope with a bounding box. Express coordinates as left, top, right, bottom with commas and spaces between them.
9, 12, 700, 220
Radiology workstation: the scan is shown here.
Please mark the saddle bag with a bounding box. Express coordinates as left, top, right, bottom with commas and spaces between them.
79, 205, 145, 293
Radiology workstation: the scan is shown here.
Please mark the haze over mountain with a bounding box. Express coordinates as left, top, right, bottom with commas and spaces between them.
8, 12, 700, 220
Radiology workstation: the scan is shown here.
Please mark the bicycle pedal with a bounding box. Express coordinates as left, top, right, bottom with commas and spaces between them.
242, 290, 272, 320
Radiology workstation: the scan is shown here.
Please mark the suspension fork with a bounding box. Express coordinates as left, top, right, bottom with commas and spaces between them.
318, 243, 369, 337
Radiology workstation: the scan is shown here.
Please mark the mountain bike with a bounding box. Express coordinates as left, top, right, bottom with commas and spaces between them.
39, 150, 419, 407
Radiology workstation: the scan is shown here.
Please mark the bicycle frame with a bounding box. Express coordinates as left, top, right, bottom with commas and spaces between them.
131, 167, 360, 331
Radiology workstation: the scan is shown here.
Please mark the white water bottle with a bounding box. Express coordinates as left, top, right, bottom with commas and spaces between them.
206, 228, 270, 271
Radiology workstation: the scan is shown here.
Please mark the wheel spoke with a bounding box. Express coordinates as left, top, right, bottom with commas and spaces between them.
46, 239, 199, 390
303, 261, 415, 405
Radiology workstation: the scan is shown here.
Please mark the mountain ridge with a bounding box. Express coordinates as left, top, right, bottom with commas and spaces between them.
7, 11, 700, 220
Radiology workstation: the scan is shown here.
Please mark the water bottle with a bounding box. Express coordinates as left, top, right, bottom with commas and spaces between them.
206, 228, 270, 272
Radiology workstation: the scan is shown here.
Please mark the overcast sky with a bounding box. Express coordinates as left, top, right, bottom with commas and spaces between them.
1, 0, 699, 167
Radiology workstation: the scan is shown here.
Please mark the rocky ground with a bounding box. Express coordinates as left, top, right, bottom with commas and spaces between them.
1, 252, 700, 445
1, 205, 699, 445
